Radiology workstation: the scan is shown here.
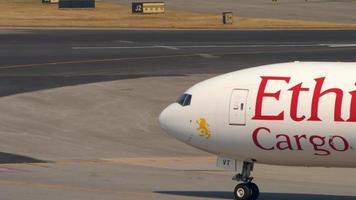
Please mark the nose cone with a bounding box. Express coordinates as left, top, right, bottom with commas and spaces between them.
159, 104, 192, 143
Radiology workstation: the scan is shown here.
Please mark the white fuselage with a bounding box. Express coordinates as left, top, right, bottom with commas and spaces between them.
159, 62, 356, 168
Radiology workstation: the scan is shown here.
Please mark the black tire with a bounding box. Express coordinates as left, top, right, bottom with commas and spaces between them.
248, 182, 260, 200
234, 183, 252, 200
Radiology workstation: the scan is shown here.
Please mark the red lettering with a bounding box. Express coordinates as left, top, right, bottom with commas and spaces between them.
251, 77, 356, 123
293, 134, 307, 150
253, 76, 290, 120
329, 136, 349, 152
252, 127, 350, 156
309, 135, 330, 156
347, 90, 356, 122
276, 134, 293, 150
308, 77, 344, 122
289, 83, 309, 121
252, 127, 274, 150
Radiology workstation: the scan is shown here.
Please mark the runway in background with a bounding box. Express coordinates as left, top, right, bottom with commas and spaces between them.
0, 29, 356, 96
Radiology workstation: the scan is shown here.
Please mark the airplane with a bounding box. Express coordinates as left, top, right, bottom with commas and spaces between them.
159, 61, 356, 200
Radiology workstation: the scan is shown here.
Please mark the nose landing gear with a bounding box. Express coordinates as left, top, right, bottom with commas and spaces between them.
233, 161, 259, 200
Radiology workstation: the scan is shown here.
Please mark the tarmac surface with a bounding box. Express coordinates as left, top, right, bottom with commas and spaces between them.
105, 0, 356, 23
1, 29, 356, 96
1, 29, 356, 200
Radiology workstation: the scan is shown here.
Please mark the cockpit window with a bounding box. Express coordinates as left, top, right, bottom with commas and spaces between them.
177, 94, 186, 105
177, 94, 192, 106
183, 94, 191, 106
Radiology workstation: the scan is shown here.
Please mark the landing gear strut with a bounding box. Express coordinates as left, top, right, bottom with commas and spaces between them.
232, 161, 259, 200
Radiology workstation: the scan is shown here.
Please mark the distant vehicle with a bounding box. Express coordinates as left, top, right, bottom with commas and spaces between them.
159, 62, 356, 200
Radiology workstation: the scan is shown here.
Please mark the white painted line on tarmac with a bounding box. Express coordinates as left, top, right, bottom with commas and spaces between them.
72, 43, 354, 50
179, 44, 356, 48
0, 54, 198, 69
116, 40, 135, 44
323, 44, 356, 48
72, 45, 179, 50
197, 53, 220, 58
72, 44, 319, 50
178, 44, 322, 48
72, 46, 158, 50
155, 45, 179, 50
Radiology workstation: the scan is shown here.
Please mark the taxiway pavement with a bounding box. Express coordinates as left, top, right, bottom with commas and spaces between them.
1, 29, 356, 200
1, 29, 356, 96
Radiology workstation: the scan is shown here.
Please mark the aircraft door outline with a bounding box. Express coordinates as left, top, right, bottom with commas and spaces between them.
229, 89, 249, 126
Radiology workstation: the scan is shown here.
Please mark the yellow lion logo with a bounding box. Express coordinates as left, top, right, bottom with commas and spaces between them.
196, 118, 211, 139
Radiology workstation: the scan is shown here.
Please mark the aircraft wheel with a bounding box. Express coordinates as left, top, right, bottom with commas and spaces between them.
247, 182, 260, 200
234, 183, 252, 200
